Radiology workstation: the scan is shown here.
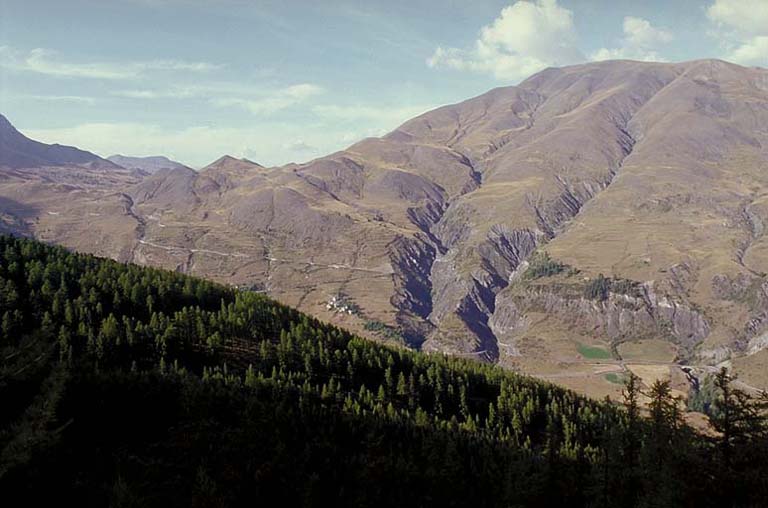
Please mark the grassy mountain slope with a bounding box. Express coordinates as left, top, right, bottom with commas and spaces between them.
1, 60, 768, 401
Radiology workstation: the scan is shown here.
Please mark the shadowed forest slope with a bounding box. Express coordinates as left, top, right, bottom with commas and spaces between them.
1, 235, 767, 506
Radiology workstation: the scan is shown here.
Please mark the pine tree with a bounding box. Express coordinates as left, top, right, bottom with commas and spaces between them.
620, 372, 641, 507
711, 368, 768, 466
642, 379, 683, 507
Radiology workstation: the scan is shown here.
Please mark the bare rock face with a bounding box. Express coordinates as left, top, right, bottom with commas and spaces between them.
3, 59, 768, 392
490, 278, 710, 361
424, 225, 542, 359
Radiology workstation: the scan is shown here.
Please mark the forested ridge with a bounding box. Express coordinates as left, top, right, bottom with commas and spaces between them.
0, 235, 766, 507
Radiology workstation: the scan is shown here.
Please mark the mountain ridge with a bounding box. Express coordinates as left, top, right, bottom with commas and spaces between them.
0, 113, 120, 170
107, 154, 191, 174
1, 58, 767, 399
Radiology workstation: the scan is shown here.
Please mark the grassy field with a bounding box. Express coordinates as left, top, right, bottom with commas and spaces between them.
577, 343, 612, 360
604, 372, 626, 384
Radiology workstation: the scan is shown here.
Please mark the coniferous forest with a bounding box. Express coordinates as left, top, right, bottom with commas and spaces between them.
1, 234, 767, 507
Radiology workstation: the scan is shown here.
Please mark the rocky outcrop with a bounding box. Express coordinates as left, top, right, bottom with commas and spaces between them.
388, 235, 437, 346
407, 201, 448, 251
747, 331, 768, 356
527, 172, 620, 239
490, 281, 710, 359
740, 280, 768, 347
425, 226, 542, 359
423, 166, 623, 358
712, 273, 768, 351
698, 345, 732, 364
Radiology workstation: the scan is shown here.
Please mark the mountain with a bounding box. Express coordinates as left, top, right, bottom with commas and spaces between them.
107, 154, 190, 174
1, 59, 768, 400
202, 154, 264, 171
2, 234, 766, 506
0, 116, 148, 254
0, 114, 117, 169
197, 155, 267, 190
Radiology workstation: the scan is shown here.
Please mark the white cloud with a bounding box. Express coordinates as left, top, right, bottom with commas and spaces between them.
211, 83, 324, 115
591, 16, 673, 62
622, 17, 673, 49
23, 122, 309, 167
707, 0, 768, 36
111, 88, 197, 99
707, 0, 768, 66
283, 140, 318, 154
20, 98, 438, 167
427, 0, 583, 81
340, 128, 390, 143
112, 82, 326, 116
112, 80, 280, 101
10, 94, 97, 104
0, 46, 220, 80
312, 104, 434, 122
22, 120, 383, 168
728, 36, 768, 65
112, 90, 164, 99
139, 60, 219, 72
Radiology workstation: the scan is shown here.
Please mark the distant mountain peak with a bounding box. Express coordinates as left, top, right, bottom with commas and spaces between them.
0, 113, 118, 170
0, 113, 15, 130
107, 154, 191, 174
202, 155, 265, 171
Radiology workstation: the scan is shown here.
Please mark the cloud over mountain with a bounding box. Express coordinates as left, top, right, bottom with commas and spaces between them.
427, 0, 582, 81
707, 0, 768, 66
591, 16, 674, 62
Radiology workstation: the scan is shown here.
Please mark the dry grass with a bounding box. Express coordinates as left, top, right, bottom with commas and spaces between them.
626, 364, 671, 388
618, 340, 677, 362
732, 349, 768, 390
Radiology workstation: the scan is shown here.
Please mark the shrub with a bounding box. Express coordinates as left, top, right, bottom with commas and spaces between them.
524, 251, 567, 279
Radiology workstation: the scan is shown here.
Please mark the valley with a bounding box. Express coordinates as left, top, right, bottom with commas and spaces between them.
2, 59, 768, 402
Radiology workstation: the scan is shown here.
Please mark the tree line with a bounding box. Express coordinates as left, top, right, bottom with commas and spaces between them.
0, 234, 766, 507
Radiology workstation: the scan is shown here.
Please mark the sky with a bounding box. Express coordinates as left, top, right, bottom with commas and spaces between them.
0, 0, 766, 168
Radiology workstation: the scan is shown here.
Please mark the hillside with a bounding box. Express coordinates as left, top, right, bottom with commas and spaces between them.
107, 154, 191, 174
1, 59, 768, 400
1, 234, 767, 506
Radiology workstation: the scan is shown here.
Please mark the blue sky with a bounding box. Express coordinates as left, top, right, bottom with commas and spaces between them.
1, 0, 766, 167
